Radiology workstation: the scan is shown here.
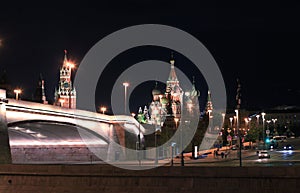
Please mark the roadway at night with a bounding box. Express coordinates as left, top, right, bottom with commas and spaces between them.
181, 138, 300, 167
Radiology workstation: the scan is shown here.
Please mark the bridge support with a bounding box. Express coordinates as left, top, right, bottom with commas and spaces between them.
0, 89, 12, 164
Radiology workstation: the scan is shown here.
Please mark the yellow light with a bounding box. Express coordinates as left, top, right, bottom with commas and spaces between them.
13, 89, 22, 100
123, 82, 129, 87
66, 62, 75, 69
59, 99, 65, 107
13, 89, 22, 94
100, 106, 107, 114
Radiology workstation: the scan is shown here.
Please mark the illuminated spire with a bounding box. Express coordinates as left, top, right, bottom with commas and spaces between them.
206, 90, 213, 112
190, 77, 200, 98
168, 52, 178, 82
63, 49, 68, 66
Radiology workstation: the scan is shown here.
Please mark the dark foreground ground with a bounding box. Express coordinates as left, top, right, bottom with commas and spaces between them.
0, 164, 299, 193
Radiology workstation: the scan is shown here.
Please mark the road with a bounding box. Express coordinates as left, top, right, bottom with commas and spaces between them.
178, 137, 300, 166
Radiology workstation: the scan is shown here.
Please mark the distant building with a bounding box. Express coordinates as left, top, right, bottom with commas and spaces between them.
262, 106, 300, 137
54, 50, 76, 109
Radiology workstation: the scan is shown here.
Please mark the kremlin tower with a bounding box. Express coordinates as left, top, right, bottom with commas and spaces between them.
54, 50, 76, 109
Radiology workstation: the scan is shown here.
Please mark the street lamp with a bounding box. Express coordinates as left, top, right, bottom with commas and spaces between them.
244, 117, 249, 128
154, 106, 162, 165
123, 82, 129, 115
59, 99, 65, 107
13, 89, 22, 100
221, 113, 225, 129
229, 117, 233, 129
235, 109, 242, 167
100, 106, 107, 114
229, 117, 233, 146
174, 117, 183, 166
261, 112, 266, 148
272, 118, 278, 135
266, 120, 271, 140
132, 112, 141, 166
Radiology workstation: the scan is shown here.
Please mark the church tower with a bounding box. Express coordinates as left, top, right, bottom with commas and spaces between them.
206, 90, 213, 117
185, 77, 200, 114
54, 50, 76, 108
166, 53, 183, 119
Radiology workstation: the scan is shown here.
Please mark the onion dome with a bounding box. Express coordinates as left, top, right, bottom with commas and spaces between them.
152, 82, 161, 96
160, 96, 169, 104
166, 86, 171, 93
152, 88, 161, 96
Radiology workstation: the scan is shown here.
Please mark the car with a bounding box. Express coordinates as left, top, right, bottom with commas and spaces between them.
258, 150, 270, 159
283, 144, 294, 150
231, 145, 237, 150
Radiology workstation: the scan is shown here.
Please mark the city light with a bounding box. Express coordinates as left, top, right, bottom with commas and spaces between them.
261, 112, 266, 148
13, 89, 22, 100
66, 62, 75, 69
100, 106, 107, 114
122, 82, 129, 114
59, 99, 65, 107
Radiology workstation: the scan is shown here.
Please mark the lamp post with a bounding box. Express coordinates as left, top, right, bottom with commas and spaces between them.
221, 113, 225, 129
131, 112, 141, 166
154, 106, 162, 165
174, 117, 183, 166
256, 115, 260, 143
123, 82, 129, 114
235, 109, 242, 167
59, 99, 65, 107
272, 118, 278, 135
229, 117, 233, 147
229, 117, 233, 129
248, 118, 252, 130
261, 112, 266, 149
100, 106, 107, 114
13, 89, 22, 100
266, 120, 271, 142
247, 117, 252, 148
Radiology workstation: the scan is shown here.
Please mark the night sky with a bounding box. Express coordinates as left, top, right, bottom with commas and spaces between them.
0, 1, 299, 114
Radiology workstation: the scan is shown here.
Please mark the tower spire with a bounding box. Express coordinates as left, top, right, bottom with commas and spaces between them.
206, 90, 213, 112
63, 49, 68, 66
168, 52, 178, 82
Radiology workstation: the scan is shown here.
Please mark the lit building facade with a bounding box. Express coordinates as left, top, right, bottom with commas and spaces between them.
140, 55, 201, 128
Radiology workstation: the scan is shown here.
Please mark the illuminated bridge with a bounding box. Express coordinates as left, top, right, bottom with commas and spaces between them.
0, 91, 145, 164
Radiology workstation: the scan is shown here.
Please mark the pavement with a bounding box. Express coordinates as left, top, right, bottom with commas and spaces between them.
108, 146, 258, 167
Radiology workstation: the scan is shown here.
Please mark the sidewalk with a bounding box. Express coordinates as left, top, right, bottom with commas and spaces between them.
176, 146, 257, 164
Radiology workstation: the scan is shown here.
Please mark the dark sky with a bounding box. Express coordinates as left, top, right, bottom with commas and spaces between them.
0, 0, 300, 113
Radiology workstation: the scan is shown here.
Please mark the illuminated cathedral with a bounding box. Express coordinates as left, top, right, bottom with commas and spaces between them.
137, 54, 202, 128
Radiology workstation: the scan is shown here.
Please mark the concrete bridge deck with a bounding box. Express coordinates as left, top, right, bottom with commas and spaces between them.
0, 93, 147, 164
